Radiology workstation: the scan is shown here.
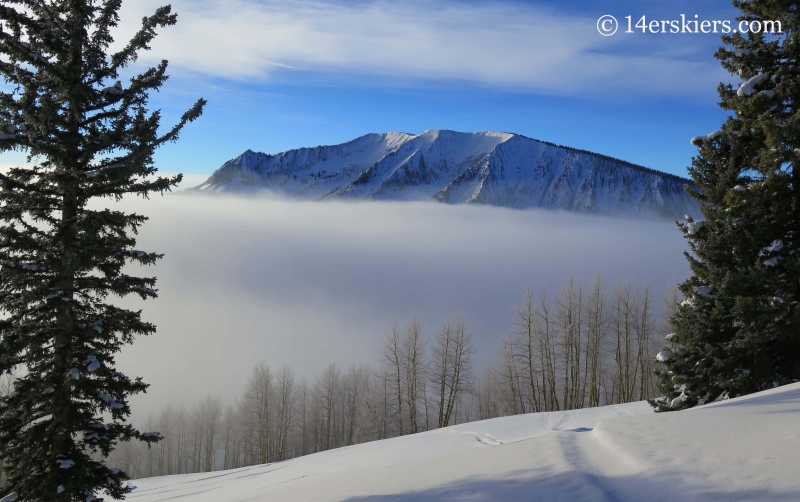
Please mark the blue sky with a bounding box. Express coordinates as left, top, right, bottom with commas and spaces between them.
112, 0, 742, 179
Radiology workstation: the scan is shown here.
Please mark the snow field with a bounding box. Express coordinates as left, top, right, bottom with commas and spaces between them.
127, 383, 800, 501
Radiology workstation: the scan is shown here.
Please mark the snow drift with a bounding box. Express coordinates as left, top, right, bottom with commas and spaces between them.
127, 383, 800, 501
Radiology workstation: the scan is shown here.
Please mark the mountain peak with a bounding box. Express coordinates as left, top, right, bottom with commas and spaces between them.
196, 131, 696, 219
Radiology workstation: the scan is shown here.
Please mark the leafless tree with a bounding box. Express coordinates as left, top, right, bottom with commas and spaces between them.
260, 365, 296, 461
382, 322, 405, 436
314, 363, 340, 451
401, 318, 426, 434
431, 316, 475, 428
474, 365, 501, 420
197, 396, 223, 472
556, 279, 584, 410
222, 405, 241, 470
610, 282, 636, 404
535, 291, 560, 411
155, 406, 176, 475
634, 287, 655, 400
240, 362, 273, 463
512, 289, 541, 412
297, 380, 311, 456
496, 337, 526, 415
584, 276, 607, 407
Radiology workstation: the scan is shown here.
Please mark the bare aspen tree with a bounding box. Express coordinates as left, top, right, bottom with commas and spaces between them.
610, 282, 636, 404
197, 396, 223, 472
379, 369, 389, 439
431, 316, 475, 428
298, 380, 311, 456
240, 363, 273, 464
155, 406, 176, 475
382, 322, 405, 436
308, 386, 323, 453
342, 365, 369, 445
256, 366, 273, 462
363, 367, 384, 442
475, 365, 500, 420
315, 364, 339, 451
193, 408, 205, 472
584, 276, 607, 407
235, 362, 295, 463
402, 318, 426, 434
496, 337, 525, 415
222, 405, 240, 470
274, 366, 296, 460
635, 287, 655, 400
512, 288, 541, 412
358, 369, 384, 441
535, 292, 560, 411
118, 440, 133, 478
177, 407, 190, 473
420, 371, 432, 431
556, 279, 584, 410
432, 319, 454, 426
342, 367, 358, 445
366, 368, 389, 440
189, 408, 201, 472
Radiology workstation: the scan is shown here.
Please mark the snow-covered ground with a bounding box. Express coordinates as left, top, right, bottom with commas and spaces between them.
127, 383, 800, 501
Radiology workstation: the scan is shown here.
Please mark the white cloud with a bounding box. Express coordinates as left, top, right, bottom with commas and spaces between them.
116, 0, 724, 97
103, 194, 690, 418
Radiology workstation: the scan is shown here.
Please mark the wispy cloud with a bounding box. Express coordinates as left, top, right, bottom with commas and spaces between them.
105, 194, 690, 417
116, 0, 724, 97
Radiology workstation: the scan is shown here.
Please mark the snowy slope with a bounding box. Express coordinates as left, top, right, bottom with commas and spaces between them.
127, 383, 800, 501
196, 130, 698, 219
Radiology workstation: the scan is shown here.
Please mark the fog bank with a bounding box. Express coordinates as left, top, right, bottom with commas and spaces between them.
101, 194, 690, 418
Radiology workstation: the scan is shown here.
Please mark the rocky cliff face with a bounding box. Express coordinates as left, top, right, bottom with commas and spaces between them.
196, 130, 697, 219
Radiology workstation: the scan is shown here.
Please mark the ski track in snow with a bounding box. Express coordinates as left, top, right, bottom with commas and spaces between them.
452, 430, 505, 446
128, 384, 800, 501
558, 432, 621, 502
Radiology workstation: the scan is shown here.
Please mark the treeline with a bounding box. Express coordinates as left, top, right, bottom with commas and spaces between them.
107, 316, 479, 479
96, 276, 676, 479
477, 278, 676, 419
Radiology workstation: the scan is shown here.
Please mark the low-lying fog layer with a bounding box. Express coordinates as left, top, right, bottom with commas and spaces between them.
99, 192, 690, 418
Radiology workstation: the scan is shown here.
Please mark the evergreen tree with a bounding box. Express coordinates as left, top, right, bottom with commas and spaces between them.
652, 1, 800, 412
0, 1, 204, 500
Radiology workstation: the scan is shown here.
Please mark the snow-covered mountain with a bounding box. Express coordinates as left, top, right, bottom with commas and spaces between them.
128, 383, 800, 501
196, 130, 698, 219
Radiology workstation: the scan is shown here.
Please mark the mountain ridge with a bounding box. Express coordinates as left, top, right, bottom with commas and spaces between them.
195, 130, 698, 219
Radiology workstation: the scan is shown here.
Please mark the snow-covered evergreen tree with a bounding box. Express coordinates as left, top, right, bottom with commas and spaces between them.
652, 1, 800, 412
0, 2, 204, 500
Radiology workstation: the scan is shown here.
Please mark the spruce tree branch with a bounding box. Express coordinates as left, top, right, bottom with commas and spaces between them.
0, 171, 59, 196
88, 0, 123, 52
101, 5, 176, 81
0, 5, 39, 39
156, 97, 206, 145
